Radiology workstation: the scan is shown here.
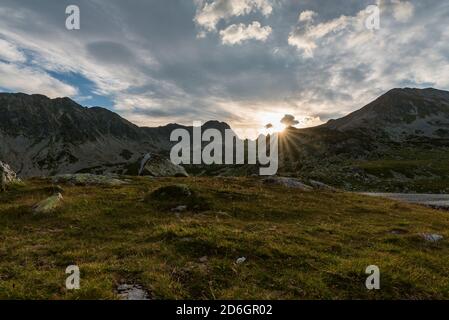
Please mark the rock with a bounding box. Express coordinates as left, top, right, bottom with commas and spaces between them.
199, 256, 208, 263
33, 193, 63, 214
236, 257, 246, 264
147, 184, 210, 212
0, 161, 18, 191
309, 180, 338, 192
171, 205, 187, 213
263, 177, 312, 191
421, 233, 444, 242
117, 284, 150, 300
150, 184, 192, 200
139, 153, 188, 177
52, 174, 126, 186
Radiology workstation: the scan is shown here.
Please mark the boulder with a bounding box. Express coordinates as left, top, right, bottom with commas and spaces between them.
263, 177, 313, 191
139, 153, 188, 177
52, 174, 126, 186
0, 161, 17, 184
33, 193, 63, 214
149, 184, 192, 200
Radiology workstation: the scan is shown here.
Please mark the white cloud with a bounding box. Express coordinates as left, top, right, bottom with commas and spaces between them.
0, 62, 77, 98
220, 21, 272, 45
0, 39, 26, 63
298, 10, 317, 23
288, 14, 351, 58
391, 0, 415, 22
194, 0, 273, 32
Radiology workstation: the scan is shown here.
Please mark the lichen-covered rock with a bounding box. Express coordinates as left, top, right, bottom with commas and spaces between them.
33, 193, 63, 214
263, 177, 312, 191
139, 153, 188, 177
52, 174, 126, 186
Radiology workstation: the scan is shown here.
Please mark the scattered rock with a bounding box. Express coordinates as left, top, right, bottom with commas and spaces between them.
421, 233, 444, 243
171, 205, 187, 213
236, 257, 246, 264
263, 177, 312, 191
199, 256, 208, 263
117, 284, 150, 300
33, 193, 63, 214
139, 153, 188, 177
52, 174, 126, 186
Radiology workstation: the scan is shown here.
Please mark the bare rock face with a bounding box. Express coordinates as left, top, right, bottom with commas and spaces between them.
138, 153, 188, 177
0, 161, 17, 189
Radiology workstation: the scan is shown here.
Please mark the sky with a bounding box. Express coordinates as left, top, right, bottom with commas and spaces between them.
0, 0, 448, 137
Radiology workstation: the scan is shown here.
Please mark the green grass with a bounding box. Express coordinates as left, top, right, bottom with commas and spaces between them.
0, 177, 449, 299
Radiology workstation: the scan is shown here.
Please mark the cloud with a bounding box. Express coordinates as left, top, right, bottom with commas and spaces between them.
0, 62, 78, 98
288, 14, 352, 58
194, 0, 273, 32
0, 0, 446, 136
391, 0, 415, 22
298, 10, 317, 23
280, 114, 299, 127
0, 39, 25, 63
219, 21, 272, 45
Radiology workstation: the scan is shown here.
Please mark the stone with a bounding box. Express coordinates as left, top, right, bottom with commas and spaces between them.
33, 193, 63, 214
236, 257, 246, 264
139, 153, 188, 177
263, 177, 313, 191
421, 233, 443, 242
309, 180, 338, 191
150, 184, 192, 200
0, 161, 18, 191
117, 284, 150, 300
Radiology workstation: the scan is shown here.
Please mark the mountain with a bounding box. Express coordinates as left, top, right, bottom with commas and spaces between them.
278, 88, 449, 192
0, 93, 230, 177
322, 88, 449, 140
2, 88, 449, 192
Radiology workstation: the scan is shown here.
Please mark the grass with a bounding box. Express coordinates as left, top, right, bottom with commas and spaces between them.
0, 176, 449, 299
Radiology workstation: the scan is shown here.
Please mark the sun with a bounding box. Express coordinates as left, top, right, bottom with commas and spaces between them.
258, 112, 287, 135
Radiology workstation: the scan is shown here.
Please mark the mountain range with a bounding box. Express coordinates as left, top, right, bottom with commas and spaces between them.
1, 88, 449, 192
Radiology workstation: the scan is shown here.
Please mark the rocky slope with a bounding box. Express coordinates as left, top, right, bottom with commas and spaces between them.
0, 93, 230, 177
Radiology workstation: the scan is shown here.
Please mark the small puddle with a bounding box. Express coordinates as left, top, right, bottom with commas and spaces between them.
117, 284, 150, 300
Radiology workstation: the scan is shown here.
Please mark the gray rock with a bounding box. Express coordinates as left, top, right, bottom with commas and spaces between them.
139, 153, 188, 177
33, 193, 63, 214
421, 233, 444, 242
263, 177, 312, 191
117, 284, 150, 300
0, 161, 18, 191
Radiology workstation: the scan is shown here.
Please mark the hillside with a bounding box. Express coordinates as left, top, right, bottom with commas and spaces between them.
279, 88, 449, 192
0, 176, 448, 299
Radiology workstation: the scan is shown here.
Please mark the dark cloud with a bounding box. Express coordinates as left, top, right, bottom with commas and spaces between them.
280, 114, 299, 127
